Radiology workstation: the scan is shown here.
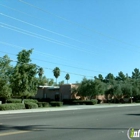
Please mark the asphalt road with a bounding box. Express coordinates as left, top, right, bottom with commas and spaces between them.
0, 106, 140, 140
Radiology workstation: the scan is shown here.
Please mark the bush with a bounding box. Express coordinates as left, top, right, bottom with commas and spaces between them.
50, 101, 63, 107
0, 103, 25, 110
24, 99, 38, 104
37, 102, 49, 108
36, 98, 54, 103
63, 99, 80, 105
135, 100, 140, 103
63, 99, 79, 105
72, 99, 98, 105
7, 99, 21, 103
72, 100, 85, 105
25, 102, 38, 109
64, 99, 98, 105
91, 99, 98, 105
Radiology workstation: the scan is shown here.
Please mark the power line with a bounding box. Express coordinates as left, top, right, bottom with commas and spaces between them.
0, 56, 95, 78
0, 41, 97, 68
3, 13, 138, 55
0, 41, 67, 61
1, 22, 139, 57
19, 0, 139, 48
0, 50, 108, 74
0, 3, 54, 25
0, 22, 107, 56
0, 3, 98, 41
1, 5, 139, 54
1, 12, 116, 54
0, 13, 92, 45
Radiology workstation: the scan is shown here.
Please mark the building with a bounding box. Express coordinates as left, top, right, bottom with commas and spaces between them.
35, 84, 79, 101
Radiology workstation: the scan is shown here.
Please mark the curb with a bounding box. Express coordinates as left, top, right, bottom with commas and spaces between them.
0, 103, 140, 115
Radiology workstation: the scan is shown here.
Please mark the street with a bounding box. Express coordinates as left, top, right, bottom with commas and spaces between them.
0, 106, 140, 140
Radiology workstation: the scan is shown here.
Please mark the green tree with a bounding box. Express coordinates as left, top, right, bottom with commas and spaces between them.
53, 67, 60, 84
48, 78, 54, 86
132, 68, 140, 79
0, 55, 13, 79
38, 67, 44, 79
121, 83, 132, 97
58, 80, 64, 85
0, 55, 13, 100
10, 49, 38, 98
98, 74, 104, 82
38, 76, 48, 86
116, 71, 126, 82
105, 73, 115, 84
77, 78, 105, 99
113, 84, 123, 99
65, 73, 70, 83
0, 78, 11, 99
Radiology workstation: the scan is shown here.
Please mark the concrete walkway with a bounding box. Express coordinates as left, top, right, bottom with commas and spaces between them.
0, 103, 140, 115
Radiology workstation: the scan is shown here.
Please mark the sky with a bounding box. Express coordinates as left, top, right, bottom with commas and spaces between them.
1, 0, 140, 84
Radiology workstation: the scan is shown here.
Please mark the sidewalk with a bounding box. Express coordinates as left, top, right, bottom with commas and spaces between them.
0, 103, 140, 115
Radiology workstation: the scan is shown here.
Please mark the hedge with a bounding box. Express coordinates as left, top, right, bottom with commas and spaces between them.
90, 99, 98, 105
72, 99, 98, 105
25, 102, 38, 109
24, 99, 38, 103
7, 99, 21, 103
50, 101, 63, 107
0, 103, 25, 110
37, 102, 49, 108
7, 99, 38, 104
37, 98, 54, 103
63, 99, 79, 105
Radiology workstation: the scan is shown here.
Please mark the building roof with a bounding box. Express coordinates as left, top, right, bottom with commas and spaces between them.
38, 86, 60, 90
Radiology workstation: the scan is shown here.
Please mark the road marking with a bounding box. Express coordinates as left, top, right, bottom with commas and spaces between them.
0, 131, 30, 136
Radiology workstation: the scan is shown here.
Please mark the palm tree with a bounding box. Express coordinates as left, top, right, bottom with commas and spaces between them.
53, 67, 60, 84
65, 73, 70, 84
38, 67, 44, 79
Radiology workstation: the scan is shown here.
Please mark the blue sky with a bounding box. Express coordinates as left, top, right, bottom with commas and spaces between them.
1, 0, 140, 83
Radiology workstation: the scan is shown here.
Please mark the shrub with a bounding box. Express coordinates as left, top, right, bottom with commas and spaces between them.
72, 99, 98, 105
91, 99, 98, 105
50, 101, 63, 107
25, 102, 38, 109
135, 100, 140, 103
7, 99, 21, 103
24, 99, 38, 104
37, 102, 49, 108
63, 99, 79, 105
37, 102, 43, 108
72, 100, 84, 105
0, 103, 25, 110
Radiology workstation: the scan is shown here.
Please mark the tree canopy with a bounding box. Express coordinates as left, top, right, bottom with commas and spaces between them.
1, 49, 140, 103
53, 67, 60, 84
10, 49, 38, 97
65, 73, 70, 83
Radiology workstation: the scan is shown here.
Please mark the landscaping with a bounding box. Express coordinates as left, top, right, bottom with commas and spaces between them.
1, 49, 140, 111
0, 98, 65, 110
